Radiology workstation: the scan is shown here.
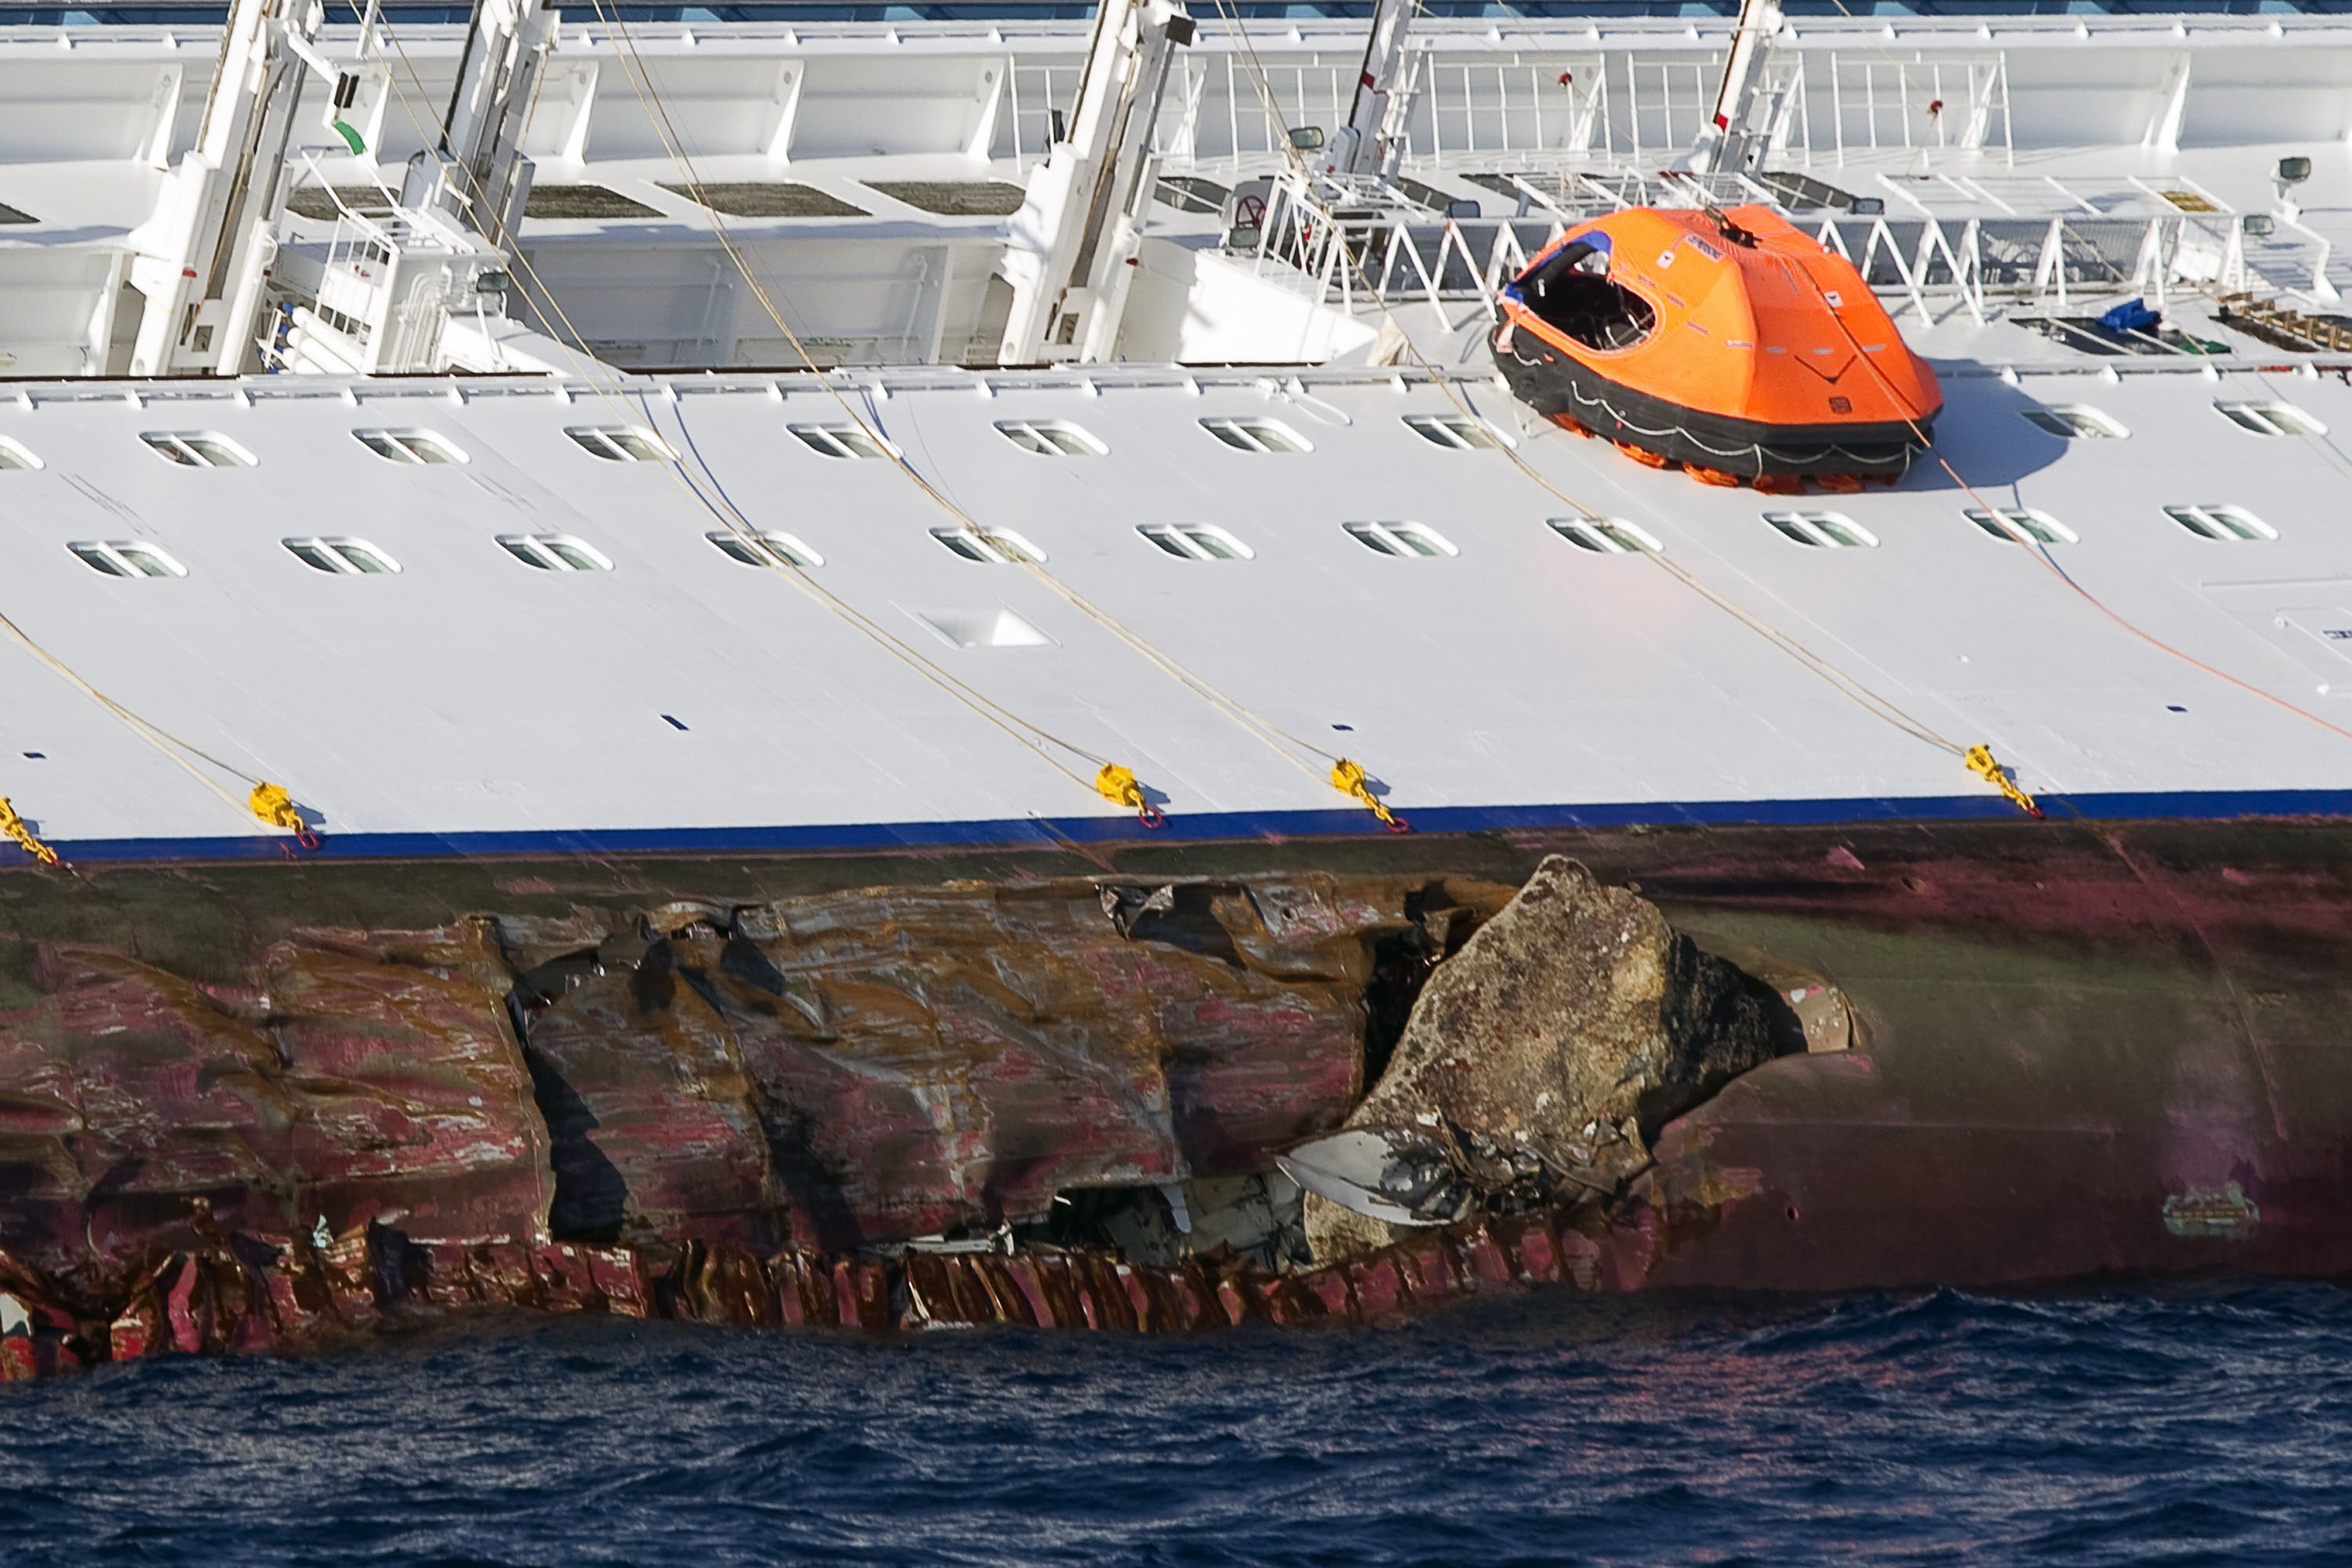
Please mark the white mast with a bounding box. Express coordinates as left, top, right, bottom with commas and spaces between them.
1682, 0, 1784, 177
403, 0, 553, 245
993, 0, 1195, 365
1319, 0, 1421, 181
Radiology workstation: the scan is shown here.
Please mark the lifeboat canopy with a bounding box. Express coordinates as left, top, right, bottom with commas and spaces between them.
1493, 204, 1942, 486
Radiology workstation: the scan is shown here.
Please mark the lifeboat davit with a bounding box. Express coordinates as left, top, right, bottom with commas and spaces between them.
1493, 204, 1942, 486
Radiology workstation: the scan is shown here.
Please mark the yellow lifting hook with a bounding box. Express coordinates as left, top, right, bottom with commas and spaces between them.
1965, 744, 2042, 818
1093, 763, 1166, 829
249, 782, 322, 849
1330, 758, 1410, 833
0, 797, 61, 869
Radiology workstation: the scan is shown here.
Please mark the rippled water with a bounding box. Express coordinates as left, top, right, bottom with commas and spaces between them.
1, 1281, 2347, 1566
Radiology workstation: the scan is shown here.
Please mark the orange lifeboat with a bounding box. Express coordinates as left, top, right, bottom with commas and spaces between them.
1493, 204, 1942, 485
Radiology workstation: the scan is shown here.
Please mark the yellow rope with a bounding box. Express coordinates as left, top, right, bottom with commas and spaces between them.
0, 797, 61, 869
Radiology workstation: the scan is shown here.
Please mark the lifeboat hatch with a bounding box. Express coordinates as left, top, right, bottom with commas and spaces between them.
1517, 241, 1657, 353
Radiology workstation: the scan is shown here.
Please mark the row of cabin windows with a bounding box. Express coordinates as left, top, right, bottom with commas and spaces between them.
0, 400, 2336, 477
57, 499, 2288, 582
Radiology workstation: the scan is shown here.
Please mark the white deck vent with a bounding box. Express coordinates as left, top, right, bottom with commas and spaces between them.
913, 608, 1054, 648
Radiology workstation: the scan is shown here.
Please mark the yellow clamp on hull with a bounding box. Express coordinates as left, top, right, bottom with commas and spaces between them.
1330, 758, 1410, 833
1092, 763, 1167, 829
249, 782, 322, 849
0, 797, 62, 869
1965, 744, 2042, 818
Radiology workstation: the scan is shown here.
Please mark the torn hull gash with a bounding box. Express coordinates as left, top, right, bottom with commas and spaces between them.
0, 816, 2348, 1372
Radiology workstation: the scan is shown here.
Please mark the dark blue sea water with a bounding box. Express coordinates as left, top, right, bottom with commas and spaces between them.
2, 1282, 2347, 1566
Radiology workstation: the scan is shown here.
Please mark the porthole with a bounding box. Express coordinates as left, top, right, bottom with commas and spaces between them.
498, 534, 613, 571
1344, 521, 1457, 557
284, 536, 400, 574
993, 419, 1105, 456
140, 431, 255, 468
1965, 507, 2078, 546
2019, 405, 2128, 439
931, 526, 1045, 564
1200, 417, 1310, 454
1763, 511, 1878, 548
788, 424, 895, 460
2214, 401, 2326, 437
2165, 504, 2275, 542
1402, 413, 1507, 451
563, 426, 673, 463
354, 429, 466, 465
707, 529, 823, 568
1548, 518, 1661, 554
68, 540, 185, 577
1138, 524, 1254, 560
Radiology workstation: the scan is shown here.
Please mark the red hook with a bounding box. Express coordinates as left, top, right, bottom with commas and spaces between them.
1137, 804, 1167, 830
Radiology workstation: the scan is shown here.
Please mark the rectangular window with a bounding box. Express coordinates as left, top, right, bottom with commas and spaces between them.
68, 541, 185, 577
2215, 401, 2326, 437
498, 534, 613, 572
788, 424, 895, 460
1549, 518, 1661, 554
1763, 511, 1878, 548
707, 529, 823, 568
2165, 504, 2275, 542
284, 537, 399, 574
354, 429, 466, 465
2020, 405, 2128, 439
1965, 507, 2078, 546
1403, 414, 1505, 451
1344, 521, 1457, 557
994, 420, 1105, 456
141, 431, 255, 468
564, 426, 673, 463
931, 526, 1045, 564
1138, 524, 1254, 561
1200, 417, 1310, 454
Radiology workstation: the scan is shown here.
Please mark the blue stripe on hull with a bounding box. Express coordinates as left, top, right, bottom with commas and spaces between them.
9, 788, 2352, 865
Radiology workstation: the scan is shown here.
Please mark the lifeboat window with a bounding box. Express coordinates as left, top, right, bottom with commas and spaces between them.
1514, 241, 1657, 352
284, 537, 400, 575
1549, 518, 1661, 554
2165, 504, 2276, 542
140, 431, 254, 468
1140, 524, 1254, 560
354, 429, 466, 464
68, 540, 185, 578
1345, 521, 1457, 557
931, 526, 1045, 564
498, 534, 613, 572
1200, 417, 1310, 454
2215, 401, 2326, 437
708, 529, 823, 568
2020, 405, 2129, 440
564, 426, 673, 463
1403, 415, 1508, 451
0, 436, 42, 470
1764, 511, 1878, 549
995, 419, 1105, 456
789, 424, 895, 460
1965, 507, 2078, 546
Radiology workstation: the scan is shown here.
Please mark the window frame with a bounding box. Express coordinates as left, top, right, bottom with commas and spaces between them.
930, 526, 1047, 564
352, 428, 468, 465
0, 435, 43, 470
562, 425, 675, 463
2164, 503, 2277, 542
497, 533, 615, 572
1548, 517, 1662, 554
68, 540, 187, 578
2214, 401, 2327, 437
1343, 521, 1459, 558
1402, 413, 1509, 451
1965, 506, 2079, 546
1199, 416, 1312, 454
787, 424, 896, 461
140, 430, 256, 469
283, 536, 401, 575
1762, 510, 1879, 549
993, 419, 1106, 457
1138, 523, 1255, 561
2019, 405, 2129, 440
707, 529, 824, 568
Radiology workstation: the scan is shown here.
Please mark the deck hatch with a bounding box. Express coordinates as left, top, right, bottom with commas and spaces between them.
140, 431, 254, 468
2165, 505, 2275, 542
1138, 524, 1254, 561
1764, 511, 1878, 548
284, 537, 399, 575
1549, 518, 1661, 554
708, 530, 822, 568
354, 429, 466, 465
68, 541, 184, 578
498, 535, 612, 572
1966, 507, 2078, 546
1200, 417, 1310, 454
1345, 521, 1457, 558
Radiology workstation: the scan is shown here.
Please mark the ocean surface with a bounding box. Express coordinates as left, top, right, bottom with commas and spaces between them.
1, 1281, 2347, 1566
